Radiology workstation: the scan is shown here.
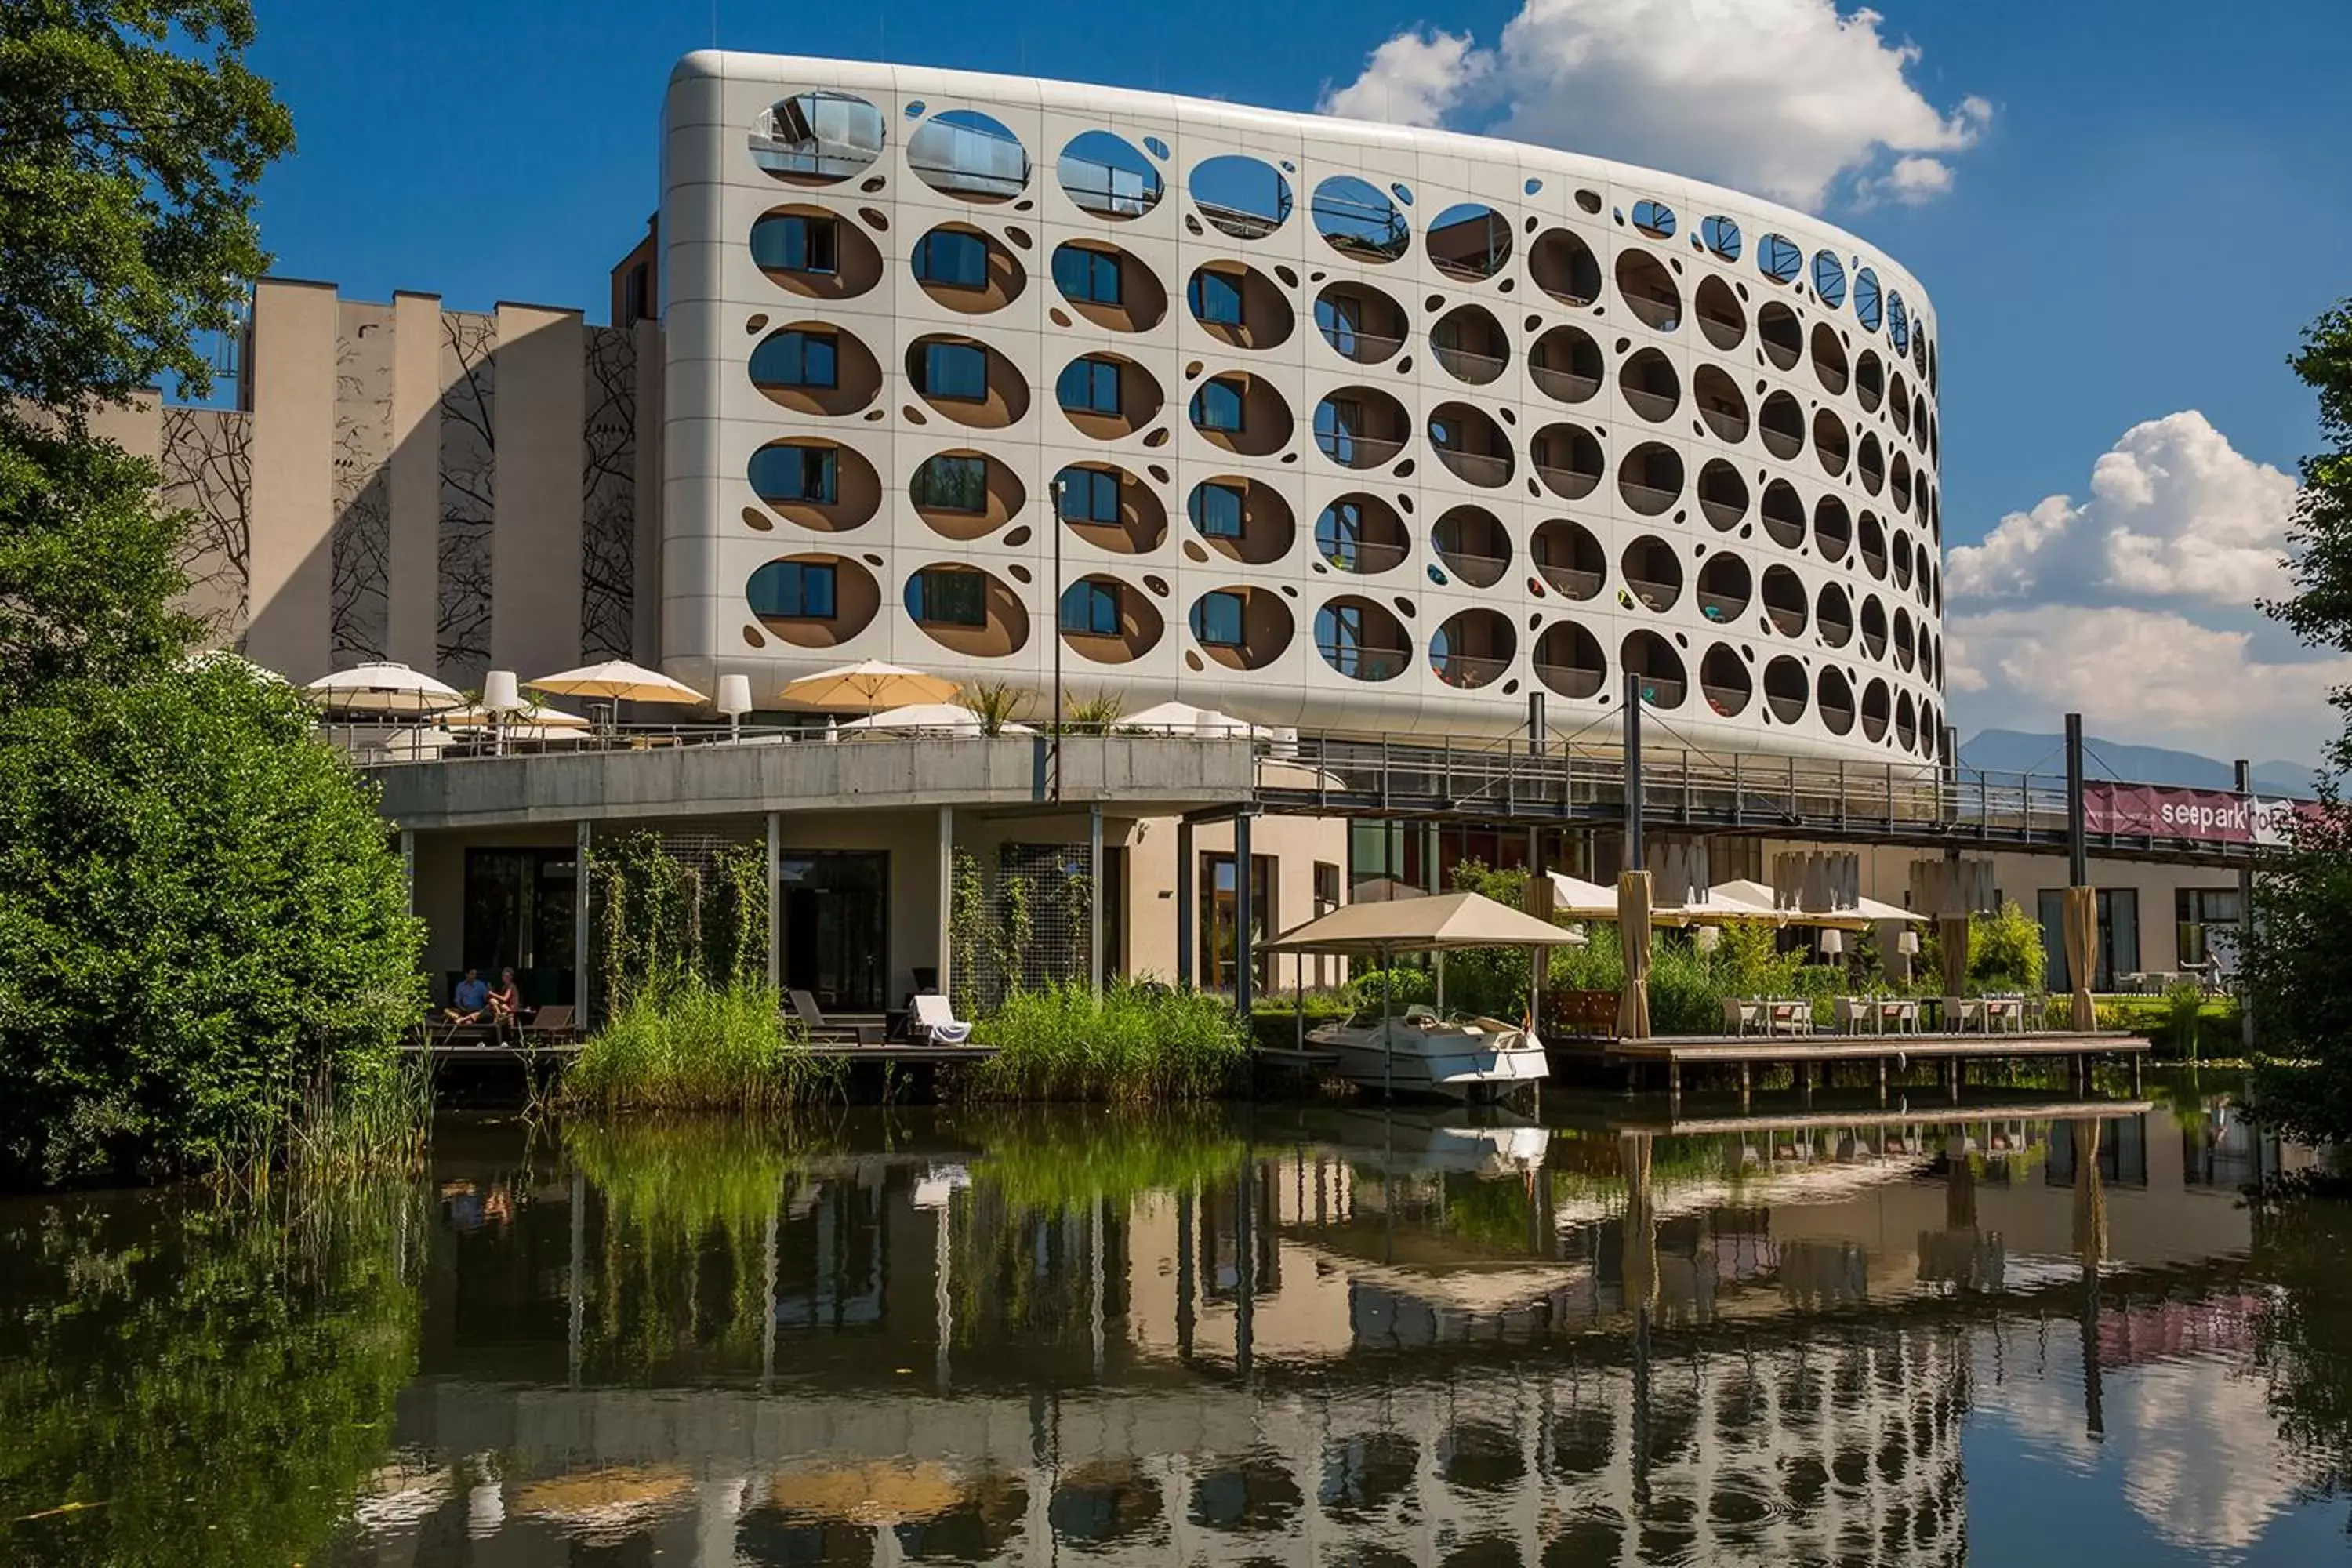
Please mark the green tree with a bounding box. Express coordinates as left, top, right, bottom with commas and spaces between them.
0, 660, 423, 1180
2266, 300, 2352, 768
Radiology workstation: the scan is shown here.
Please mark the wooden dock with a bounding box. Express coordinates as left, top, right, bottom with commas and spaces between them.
398, 1040, 996, 1066
1552, 1029, 2150, 1109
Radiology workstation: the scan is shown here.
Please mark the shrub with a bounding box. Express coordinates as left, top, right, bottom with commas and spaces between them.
1348, 965, 1434, 1012
968, 980, 1247, 1102
562, 974, 830, 1112
1969, 900, 2048, 993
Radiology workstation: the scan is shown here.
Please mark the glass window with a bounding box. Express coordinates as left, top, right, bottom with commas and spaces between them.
910, 454, 988, 514
1197, 851, 1275, 993
909, 568, 987, 627
1058, 357, 1122, 416
1316, 500, 1364, 568
1191, 482, 1245, 539
912, 230, 989, 289
920, 341, 988, 401
1189, 268, 1244, 325
1055, 465, 1121, 524
1060, 579, 1120, 636
2176, 887, 2243, 967
750, 444, 837, 503
750, 328, 837, 388
1196, 590, 1245, 646
751, 213, 840, 274
1315, 295, 1363, 357
1316, 397, 1364, 463
1052, 244, 1122, 304
748, 560, 837, 619
1191, 378, 1245, 433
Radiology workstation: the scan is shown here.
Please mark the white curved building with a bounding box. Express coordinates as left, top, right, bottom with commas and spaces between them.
663, 52, 1947, 761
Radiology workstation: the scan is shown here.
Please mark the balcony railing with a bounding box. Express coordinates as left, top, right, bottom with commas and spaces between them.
1060, 156, 1158, 218
1433, 654, 1512, 690
1198, 199, 1289, 239
1433, 549, 1510, 588
1702, 683, 1751, 717
1530, 364, 1602, 402
1765, 606, 1807, 636
1620, 481, 1679, 514
1319, 537, 1410, 574
1624, 577, 1679, 612
1629, 674, 1686, 707
1535, 662, 1605, 699
1696, 591, 1747, 624
1623, 387, 1678, 423
1315, 430, 1408, 470
1320, 329, 1406, 365
1537, 564, 1603, 600
1433, 448, 1512, 487
1432, 343, 1508, 382
1319, 644, 1410, 681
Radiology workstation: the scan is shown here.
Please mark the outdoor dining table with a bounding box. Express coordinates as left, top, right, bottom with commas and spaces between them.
1836, 996, 1920, 1036
1980, 996, 2030, 1034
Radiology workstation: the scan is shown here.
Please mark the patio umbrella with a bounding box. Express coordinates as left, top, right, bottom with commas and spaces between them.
1547, 870, 1627, 921
1616, 871, 1653, 1040
1656, 880, 1784, 927
837, 702, 1035, 736
2062, 885, 2099, 1030
779, 659, 960, 712
444, 699, 590, 731
303, 661, 464, 715
526, 660, 709, 706
1711, 878, 1927, 931
1261, 890, 1585, 954
1120, 699, 1265, 738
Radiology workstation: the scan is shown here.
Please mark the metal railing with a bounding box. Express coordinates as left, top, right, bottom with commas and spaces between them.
1623, 388, 1679, 423
1536, 463, 1602, 499
1530, 365, 1602, 402
1314, 430, 1408, 469
1433, 654, 1512, 690
1318, 537, 1411, 574
1537, 564, 1603, 600
1432, 343, 1509, 381
1432, 448, 1513, 486
1433, 548, 1511, 587
1317, 644, 1410, 681
1319, 328, 1407, 364
1534, 662, 1606, 699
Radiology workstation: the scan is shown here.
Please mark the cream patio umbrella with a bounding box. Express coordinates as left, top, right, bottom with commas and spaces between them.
837, 702, 1035, 736
1711, 877, 1927, 931
525, 660, 710, 706
302, 660, 464, 715
779, 659, 960, 713
1546, 870, 1626, 921
445, 699, 593, 746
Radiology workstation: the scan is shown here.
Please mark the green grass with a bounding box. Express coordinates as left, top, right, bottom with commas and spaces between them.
561, 974, 838, 1112
967, 980, 1249, 1103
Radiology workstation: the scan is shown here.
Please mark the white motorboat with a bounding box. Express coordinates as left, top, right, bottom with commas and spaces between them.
1308, 1005, 1550, 1100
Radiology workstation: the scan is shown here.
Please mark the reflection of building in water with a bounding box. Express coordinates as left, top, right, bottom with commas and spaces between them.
350, 1105, 2285, 1566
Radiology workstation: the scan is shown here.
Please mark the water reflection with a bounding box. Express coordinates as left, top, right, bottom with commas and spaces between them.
5, 1082, 2350, 1566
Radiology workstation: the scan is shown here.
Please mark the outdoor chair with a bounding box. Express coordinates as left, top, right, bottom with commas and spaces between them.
789, 989, 883, 1047
910, 993, 973, 1046
517, 1004, 575, 1044
1943, 996, 1987, 1034
1723, 997, 1766, 1036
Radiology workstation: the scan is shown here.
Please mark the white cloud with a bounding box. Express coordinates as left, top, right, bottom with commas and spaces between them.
1947, 412, 2299, 611
1317, 0, 1990, 211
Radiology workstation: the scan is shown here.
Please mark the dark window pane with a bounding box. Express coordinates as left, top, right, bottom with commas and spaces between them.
1196, 591, 1245, 645
1191, 270, 1244, 325
1192, 483, 1244, 539
923, 342, 988, 400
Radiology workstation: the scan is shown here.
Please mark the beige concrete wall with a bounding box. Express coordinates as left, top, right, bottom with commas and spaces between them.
387, 291, 445, 668
1123, 809, 1349, 989
243, 278, 339, 679
492, 303, 587, 677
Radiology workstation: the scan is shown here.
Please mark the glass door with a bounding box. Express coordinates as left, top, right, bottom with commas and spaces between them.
780, 851, 888, 1011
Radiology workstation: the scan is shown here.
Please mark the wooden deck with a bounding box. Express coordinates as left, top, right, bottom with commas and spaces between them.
400, 1040, 996, 1065
1550, 1028, 2150, 1108
1586, 1094, 2157, 1138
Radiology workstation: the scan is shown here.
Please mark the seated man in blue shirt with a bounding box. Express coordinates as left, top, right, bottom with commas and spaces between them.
446, 967, 492, 1024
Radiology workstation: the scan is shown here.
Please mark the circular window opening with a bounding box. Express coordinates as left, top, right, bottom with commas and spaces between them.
1623, 630, 1689, 709
907, 334, 1030, 428
1619, 347, 1680, 423
1855, 350, 1885, 412
1758, 391, 1806, 460
1860, 677, 1891, 740
1535, 621, 1608, 699
1816, 582, 1853, 647
1700, 215, 1743, 261
1428, 402, 1514, 488
1616, 250, 1681, 331
1054, 350, 1163, 439
750, 321, 883, 416
749, 553, 881, 648
1696, 552, 1753, 625
1432, 303, 1511, 384
1619, 442, 1683, 515
1432, 608, 1517, 689
1763, 655, 1809, 723
911, 222, 1027, 314
1530, 325, 1603, 404
1758, 303, 1802, 371
1811, 252, 1847, 309
1813, 410, 1850, 477
1697, 458, 1749, 530
1888, 292, 1911, 355
1858, 512, 1888, 580
1854, 268, 1884, 332
1311, 174, 1408, 262
1896, 689, 1918, 750
750, 90, 884, 184
1761, 564, 1808, 637
909, 107, 1031, 201
1051, 460, 1166, 554
1315, 385, 1411, 470
1757, 233, 1804, 285
1693, 365, 1748, 444
1891, 526, 1915, 590
1432, 505, 1512, 588
1188, 372, 1292, 457
1760, 479, 1806, 548
1429, 202, 1512, 281
1894, 605, 1917, 670
1809, 323, 1849, 394
1533, 519, 1606, 601
1315, 595, 1409, 681
1531, 228, 1602, 308
1621, 535, 1682, 612
1860, 596, 1889, 659
1533, 423, 1605, 499
1314, 281, 1409, 365
1316, 494, 1409, 575
1058, 574, 1163, 665
1632, 199, 1676, 239
1189, 584, 1294, 670
1819, 666, 1857, 733
1891, 451, 1915, 514
1185, 260, 1294, 348
1857, 432, 1886, 495
1050, 239, 1165, 330
1186, 476, 1294, 565
913, 447, 1026, 541
1191, 154, 1292, 239
1057, 129, 1163, 218
1890, 372, 1912, 434
754, 204, 885, 299
903, 562, 1031, 657
1696, 275, 1745, 351
1814, 495, 1853, 561
1699, 644, 1751, 717
749, 437, 880, 531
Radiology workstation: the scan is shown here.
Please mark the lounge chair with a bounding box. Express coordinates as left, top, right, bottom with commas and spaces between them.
910, 993, 973, 1046
789, 989, 883, 1046
518, 1004, 575, 1044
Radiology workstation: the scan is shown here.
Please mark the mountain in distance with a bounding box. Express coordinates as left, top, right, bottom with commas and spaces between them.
1958, 729, 2318, 797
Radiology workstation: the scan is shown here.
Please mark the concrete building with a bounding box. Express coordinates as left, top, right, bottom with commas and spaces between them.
107, 51, 2254, 1011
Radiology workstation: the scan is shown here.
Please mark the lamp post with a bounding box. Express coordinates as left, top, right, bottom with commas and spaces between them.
717, 673, 753, 743
483, 668, 524, 757
1051, 470, 1066, 802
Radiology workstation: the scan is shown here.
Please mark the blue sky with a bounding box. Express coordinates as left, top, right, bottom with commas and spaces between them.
245, 0, 2352, 760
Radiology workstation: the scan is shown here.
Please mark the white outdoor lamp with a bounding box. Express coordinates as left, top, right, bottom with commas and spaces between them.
717, 673, 753, 742
483, 669, 523, 755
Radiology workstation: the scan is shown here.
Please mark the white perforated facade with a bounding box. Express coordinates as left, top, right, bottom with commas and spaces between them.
660, 52, 1945, 760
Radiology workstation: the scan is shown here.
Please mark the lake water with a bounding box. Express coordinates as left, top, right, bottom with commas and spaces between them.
5, 1077, 2351, 1566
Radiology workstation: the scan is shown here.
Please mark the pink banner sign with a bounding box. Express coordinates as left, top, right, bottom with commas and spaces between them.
2082, 782, 2255, 844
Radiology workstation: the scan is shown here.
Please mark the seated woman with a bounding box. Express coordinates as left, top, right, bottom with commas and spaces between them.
487, 967, 525, 1029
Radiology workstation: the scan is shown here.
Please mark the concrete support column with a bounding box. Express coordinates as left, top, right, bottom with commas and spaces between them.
573, 821, 590, 1022
1234, 812, 1255, 1014
766, 811, 783, 993
1088, 803, 1104, 1001
1175, 819, 1195, 988
243, 278, 338, 680
936, 806, 955, 1004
